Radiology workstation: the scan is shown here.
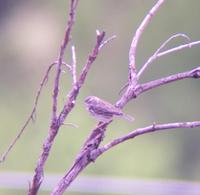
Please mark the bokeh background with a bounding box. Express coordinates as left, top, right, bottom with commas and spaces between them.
0, 0, 200, 194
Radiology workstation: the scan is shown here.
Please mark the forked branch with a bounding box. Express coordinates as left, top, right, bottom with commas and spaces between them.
137, 33, 191, 79
129, 0, 165, 83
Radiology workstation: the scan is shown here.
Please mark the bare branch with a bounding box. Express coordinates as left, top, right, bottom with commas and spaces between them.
61, 62, 72, 73
118, 82, 129, 95
137, 33, 191, 79
71, 45, 77, 84
99, 35, 117, 50
28, 1, 79, 194
120, 38, 200, 97
96, 121, 200, 157
157, 40, 200, 58
52, 0, 79, 122
134, 66, 200, 97
129, 0, 165, 82
62, 122, 78, 128
0, 62, 55, 163
74, 31, 106, 88
116, 66, 200, 109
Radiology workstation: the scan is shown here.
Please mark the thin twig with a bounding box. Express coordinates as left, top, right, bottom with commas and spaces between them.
157, 40, 200, 58
129, 0, 165, 82
62, 122, 79, 128
0, 62, 55, 163
61, 62, 72, 73
99, 35, 117, 50
137, 33, 191, 79
71, 45, 77, 84
119, 39, 200, 100
118, 82, 129, 95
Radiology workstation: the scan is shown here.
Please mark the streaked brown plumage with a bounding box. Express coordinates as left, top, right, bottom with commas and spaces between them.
84, 96, 134, 122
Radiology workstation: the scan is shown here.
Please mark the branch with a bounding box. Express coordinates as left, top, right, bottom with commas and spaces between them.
51, 122, 110, 195
157, 40, 200, 58
137, 33, 191, 79
116, 66, 200, 109
99, 34, 117, 50
71, 45, 77, 84
52, 0, 78, 122
134, 66, 200, 97
28, 1, 79, 194
0, 62, 55, 163
94, 121, 200, 157
75, 31, 106, 88
61, 61, 72, 73
129, 0, 165, 83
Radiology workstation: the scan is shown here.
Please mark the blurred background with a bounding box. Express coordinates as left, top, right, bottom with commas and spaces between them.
0, 0, 200, 194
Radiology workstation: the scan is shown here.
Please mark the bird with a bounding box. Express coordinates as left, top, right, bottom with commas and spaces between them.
84, 96, 134, 122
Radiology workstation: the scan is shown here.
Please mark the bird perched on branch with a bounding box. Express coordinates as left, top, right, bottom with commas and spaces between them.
84, 96, 134, 122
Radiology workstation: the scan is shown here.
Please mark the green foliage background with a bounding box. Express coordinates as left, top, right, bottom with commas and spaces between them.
0, 0, 200, 194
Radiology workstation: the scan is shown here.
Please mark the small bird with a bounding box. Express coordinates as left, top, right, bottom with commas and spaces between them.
84, 96, 134, 122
